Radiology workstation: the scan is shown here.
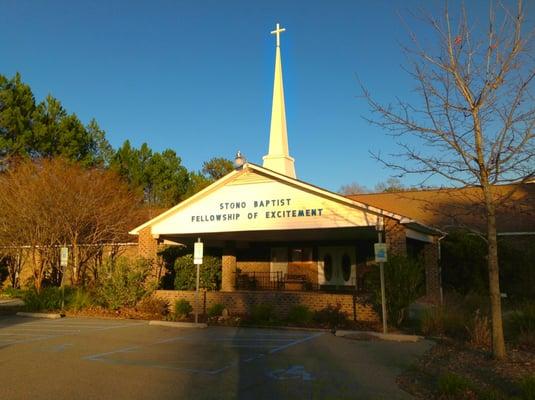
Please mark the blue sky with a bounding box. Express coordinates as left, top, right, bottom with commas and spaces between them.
0, 0, 525, 192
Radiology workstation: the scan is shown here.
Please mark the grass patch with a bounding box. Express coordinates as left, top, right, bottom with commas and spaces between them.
437, 372, 473, 398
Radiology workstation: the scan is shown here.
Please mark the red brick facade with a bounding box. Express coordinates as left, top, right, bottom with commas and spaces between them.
221, 247, 237, 291
138, 227, 158, 260
155, 289, 378, 322
385, 217, 407, 256
422, 239, 441, 303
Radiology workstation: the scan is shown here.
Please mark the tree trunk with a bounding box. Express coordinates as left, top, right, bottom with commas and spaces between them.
484, 188, 506, 359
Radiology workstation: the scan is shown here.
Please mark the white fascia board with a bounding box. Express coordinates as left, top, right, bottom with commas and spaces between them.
406, 228, 435, 243
129, 169, 241, 235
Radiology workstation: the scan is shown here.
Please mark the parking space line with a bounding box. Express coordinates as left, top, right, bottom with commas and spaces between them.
82, 329, 324, 376
269, 332, 324, 354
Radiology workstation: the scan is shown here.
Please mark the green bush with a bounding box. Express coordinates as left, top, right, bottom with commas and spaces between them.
507, 302, 535, 349
1, 287, 23, 298
207, 303, 225, 318
365, 255, 424, 326
287, 305, 313, 326
250, 304, 277, 324
519, 375, 535, 400
174, 254, 221, 291
137, 296, 169, 316
22, 287, 64, 312
173, 299, 193, 320
66, 288, 93, 311
96, 257, 152, 310
313, 304, 348, 329
437, 372, 473, 398
420, 306, 467, 339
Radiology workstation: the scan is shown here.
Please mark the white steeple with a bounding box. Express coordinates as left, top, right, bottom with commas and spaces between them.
262, 23, 296, 179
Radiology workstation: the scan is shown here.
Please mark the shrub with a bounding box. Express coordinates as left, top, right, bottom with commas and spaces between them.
287, 305, 313, 326
2, 287, 23, 298
66, 288, 93, 311
96, 257, 152, 310
207, 303, 225, 318
519, 375, 535, 400
506, 302, 535, 349
468, 310, 491, 349
250, 304, 277, 324
174, 254, 221, 291
314, 304, 348, 330
22, 287, 65, 312
437, 372, 473, 398
420, 306, 467, 339
137, 296, 169, 316
173, 299, 193, 320
365, 255, 424, 326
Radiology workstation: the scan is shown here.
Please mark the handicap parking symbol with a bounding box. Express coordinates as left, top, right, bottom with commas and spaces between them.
267, 365, 314, 381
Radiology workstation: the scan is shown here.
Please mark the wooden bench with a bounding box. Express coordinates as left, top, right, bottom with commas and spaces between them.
284, 274, 307, 291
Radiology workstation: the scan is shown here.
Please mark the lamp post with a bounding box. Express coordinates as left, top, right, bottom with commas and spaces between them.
234, 151, 246, 170
375, 217, 388, 334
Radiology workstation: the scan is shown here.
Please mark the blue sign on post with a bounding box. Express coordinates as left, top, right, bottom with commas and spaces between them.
374, 243, 388, 263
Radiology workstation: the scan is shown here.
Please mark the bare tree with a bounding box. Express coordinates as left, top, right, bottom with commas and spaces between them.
362, 1, 534, 359
0, 158, 143, 290
339, 182, 369, 195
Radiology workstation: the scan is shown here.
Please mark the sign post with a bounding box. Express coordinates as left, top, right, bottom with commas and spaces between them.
374, 218, 388, 335
193, 238, 204, 324
60, 247, 69, 311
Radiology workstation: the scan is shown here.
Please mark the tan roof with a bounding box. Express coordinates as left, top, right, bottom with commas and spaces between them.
347, 183, 535, 234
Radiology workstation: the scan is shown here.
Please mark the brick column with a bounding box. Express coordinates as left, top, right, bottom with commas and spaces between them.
138, 226, 158, 260
385, 217, 407, 257
221, 244, 237, 292
423, 239, 441, 304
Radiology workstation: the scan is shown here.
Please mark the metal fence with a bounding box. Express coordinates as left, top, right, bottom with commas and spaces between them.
234, 271, 357, 292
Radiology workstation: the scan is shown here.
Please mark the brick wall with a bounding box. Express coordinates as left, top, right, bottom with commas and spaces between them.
385, 217, 407, 256
237, 261, 270, 274
138, 227, 158, 260
221, 247, 237, 291
422, 239, 441, 304
154, 290, 378, 322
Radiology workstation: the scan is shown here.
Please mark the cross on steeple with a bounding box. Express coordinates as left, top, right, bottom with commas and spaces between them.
271, 23, 285, 47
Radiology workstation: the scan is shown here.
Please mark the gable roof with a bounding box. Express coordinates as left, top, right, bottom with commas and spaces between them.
347, 183, 535, 234
129, 163, 442, 236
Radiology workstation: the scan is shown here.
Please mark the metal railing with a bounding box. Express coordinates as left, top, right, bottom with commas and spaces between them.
234, 271, 358, 292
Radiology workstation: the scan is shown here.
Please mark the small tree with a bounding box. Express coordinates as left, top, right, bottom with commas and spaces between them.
362, 0, 534, 359
365, 255, 425, 326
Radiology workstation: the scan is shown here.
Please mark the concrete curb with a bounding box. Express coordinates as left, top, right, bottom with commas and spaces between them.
16, 312, 63, 319
335, 330, 423, 342
149, 320, 207, 329
0, 299, 25, 306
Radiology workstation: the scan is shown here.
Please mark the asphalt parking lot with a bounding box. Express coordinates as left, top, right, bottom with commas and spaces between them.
0, 316, 432, 399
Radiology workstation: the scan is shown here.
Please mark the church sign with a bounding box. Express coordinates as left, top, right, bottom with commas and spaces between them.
149, 171, 379, 236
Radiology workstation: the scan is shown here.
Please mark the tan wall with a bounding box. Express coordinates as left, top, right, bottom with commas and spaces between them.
154, 289, 378, 322
237, 261, 270, 274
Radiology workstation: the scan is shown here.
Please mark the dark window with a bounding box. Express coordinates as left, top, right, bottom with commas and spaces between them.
342, 254, 351, 281
323, 254, 333, 281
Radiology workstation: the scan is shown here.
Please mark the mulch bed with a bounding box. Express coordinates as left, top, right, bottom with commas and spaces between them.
397, 338, 535, 399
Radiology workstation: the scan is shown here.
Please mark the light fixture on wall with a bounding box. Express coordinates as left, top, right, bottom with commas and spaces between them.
234, 150, 246, 169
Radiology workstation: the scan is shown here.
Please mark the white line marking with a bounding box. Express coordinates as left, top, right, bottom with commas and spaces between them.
83, 346, 140, 361
269, 332, 324, 354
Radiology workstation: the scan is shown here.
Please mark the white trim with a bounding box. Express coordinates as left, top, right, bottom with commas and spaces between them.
129, 163, 443, 236
406, 229, 435, 244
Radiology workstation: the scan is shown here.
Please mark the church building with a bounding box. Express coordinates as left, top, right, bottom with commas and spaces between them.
130, 24, 443, 319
